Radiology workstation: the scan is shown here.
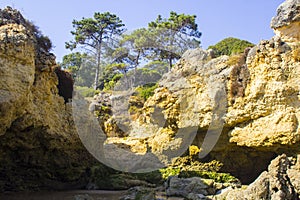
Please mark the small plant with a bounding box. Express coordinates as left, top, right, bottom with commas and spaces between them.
135, 83, 158, 101
159, 167, 181, 179
179, 171, 239, 183
189, 145, 201, 157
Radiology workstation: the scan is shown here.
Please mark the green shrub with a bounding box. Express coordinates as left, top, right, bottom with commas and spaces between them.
103, 73, 124, 91
159, 167, 181, 179
135, 83, 158, 101
208, 37, 254, 57
159, 166, 237, 183
179, 171, 238, 183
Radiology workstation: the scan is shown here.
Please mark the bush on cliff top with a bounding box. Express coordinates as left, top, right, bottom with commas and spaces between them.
208, 37, 254, 57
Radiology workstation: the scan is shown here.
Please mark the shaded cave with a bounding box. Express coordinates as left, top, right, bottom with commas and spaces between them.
54, 67, 74, 103
192, 128, 278, 184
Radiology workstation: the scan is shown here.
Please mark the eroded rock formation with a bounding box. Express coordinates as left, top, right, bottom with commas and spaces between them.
1, 0, 300, 197
213, 154, 300, 200
0, 7, 95, 191
98, 0, 300, 185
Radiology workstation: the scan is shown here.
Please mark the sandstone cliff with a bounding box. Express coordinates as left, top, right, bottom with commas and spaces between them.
1, 0, 299, 198
96, 0, 300, 186
0, 7, 95, 191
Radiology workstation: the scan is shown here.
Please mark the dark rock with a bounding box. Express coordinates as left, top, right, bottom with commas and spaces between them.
54, 67, 74, 103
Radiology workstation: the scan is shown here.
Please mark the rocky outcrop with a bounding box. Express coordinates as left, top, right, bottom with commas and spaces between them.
0, 7, 95, 191
271, 0, 300, 29
97, 0, 300, 186
1, 0, 297, 196
212, 154, 300, 200
165, 176, 239, 199
271, 0, 300, 44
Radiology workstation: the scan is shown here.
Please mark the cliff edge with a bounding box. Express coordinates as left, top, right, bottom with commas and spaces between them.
98, 0, 300, 187
0, 7, 95, 191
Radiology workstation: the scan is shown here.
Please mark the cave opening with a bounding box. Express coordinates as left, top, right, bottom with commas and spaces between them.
54, 67, 74, 103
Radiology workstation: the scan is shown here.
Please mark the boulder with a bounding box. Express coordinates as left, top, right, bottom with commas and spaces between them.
271, 0, 300, 43
271, 0, 300, 29
213, 154, 300, 200
165, 176, 239, 199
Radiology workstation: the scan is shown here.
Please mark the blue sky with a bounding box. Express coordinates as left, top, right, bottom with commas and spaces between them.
0, 0, 284, 62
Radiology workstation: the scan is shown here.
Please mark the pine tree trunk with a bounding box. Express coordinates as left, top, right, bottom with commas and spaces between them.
93, 43, 101, 90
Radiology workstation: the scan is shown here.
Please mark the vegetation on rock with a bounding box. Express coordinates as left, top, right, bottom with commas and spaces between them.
1, 1, 300, 199
208, 37, 254, 57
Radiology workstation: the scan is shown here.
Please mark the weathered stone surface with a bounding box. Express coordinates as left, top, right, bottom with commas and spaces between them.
93, 0, 300, 185
166, 176, 211, 197
287, 154, 300, 195
0, 7, 95, 191
212, 154, 300, 200
165, 176, 240, 200
119, 186, 156, 200
271, 0, 300, 44
271, 0, 300, 29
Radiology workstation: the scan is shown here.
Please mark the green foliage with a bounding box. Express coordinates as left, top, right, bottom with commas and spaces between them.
149, 11, 201, 38
89, 165, 130, 190
89, 165, 164, 189
108, 63, 131, 74
75, 86, 99, 97
179, 171, 238, 183
159, 156, 238, 183
66, 12, 125, 50
103, 73, 124, 91
148, 11, 201, 69
135, 83, 158, 101
36, 35, 52, 52
158, 153, 238, 183
208, 37, 254, 57
62, 55, 96, 88
109, 29, 156, 80
66, 12, 125, 89
159, 167, 181, 179
61, 52, 86, 78
144, 60, 169, 75
130, 68, 162, 87
111, 73, 124, 82
133, 170, 164, 185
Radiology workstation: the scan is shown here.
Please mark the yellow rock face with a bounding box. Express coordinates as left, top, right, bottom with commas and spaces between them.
0, 7, 95, 190
227, 22, 300, 148
101, 0, 300, 182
